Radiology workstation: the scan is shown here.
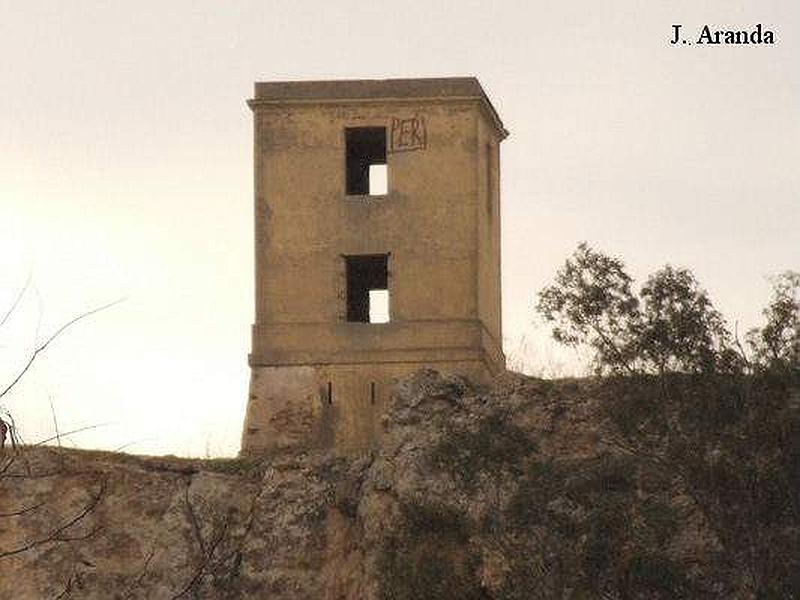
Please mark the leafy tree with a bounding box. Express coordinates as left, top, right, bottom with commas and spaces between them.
637, 265, 731, 374
747, 271, 799, 373
537, 244, 736, 375
536, 243, 639, 374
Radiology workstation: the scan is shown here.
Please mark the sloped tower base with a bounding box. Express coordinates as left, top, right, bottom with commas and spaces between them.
241, 359, 493, 454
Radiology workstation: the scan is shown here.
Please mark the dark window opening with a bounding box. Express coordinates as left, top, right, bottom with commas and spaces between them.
370, 381, 376, 404
346, 127, 387, 195
345, 254, 389, 323
327, 381, 333, 404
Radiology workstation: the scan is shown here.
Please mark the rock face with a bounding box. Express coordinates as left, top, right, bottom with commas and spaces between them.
1, 370, 798, 599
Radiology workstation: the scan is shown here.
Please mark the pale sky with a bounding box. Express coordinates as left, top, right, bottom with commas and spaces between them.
1, 1, 797, 457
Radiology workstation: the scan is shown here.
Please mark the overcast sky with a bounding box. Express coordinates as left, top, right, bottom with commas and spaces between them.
1, 1, 797, 457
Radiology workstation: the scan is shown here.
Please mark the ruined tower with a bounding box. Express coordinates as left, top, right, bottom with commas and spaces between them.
241, 77, 507, 454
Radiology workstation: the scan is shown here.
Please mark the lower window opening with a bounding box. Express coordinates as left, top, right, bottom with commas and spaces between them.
345, 254, 390, 323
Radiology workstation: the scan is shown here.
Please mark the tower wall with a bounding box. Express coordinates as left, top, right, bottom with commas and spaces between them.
242, 79, 506, 454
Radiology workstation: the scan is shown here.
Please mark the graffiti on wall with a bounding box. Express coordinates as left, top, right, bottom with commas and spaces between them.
390, 116, 426, 153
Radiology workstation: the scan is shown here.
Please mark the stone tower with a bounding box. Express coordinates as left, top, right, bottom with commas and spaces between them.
241, 77, 507, 454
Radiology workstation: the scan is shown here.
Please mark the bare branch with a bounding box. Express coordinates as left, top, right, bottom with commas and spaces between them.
0, 411, 22, 455
733, 321, 753, 372
0, 455, 15, 478
0, 272, 31, 330
0, 500, 46, 518
170, 477, 253, 598
112, 438, 155, 453
171, 509, 233, 599
589, 320, 637, 376
33, 423, 110, 447
0, 297, 125, 402
184, 478, 208, 557
53, 572, 76, 600
0, 477, 106, 559
215, 486, 264, 587
53, 524, 104, 542
49, 395, 61, 448
123, 541, 159, 599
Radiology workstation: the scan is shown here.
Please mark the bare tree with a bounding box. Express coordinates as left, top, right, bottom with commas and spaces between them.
0, 296, 124, 404
0, 279, 123, 570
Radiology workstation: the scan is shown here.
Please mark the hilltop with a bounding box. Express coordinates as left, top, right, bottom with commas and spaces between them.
1, 370, 798, 599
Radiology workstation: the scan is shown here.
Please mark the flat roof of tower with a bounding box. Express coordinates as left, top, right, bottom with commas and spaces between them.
249, 77, 508, 138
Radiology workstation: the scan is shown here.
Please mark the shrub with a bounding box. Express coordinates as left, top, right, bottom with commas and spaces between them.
428, 412, 537, 488
377, 499, 483, 600
747, 271, 799, 373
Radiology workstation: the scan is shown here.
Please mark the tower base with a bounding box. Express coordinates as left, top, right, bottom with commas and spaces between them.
240, 360, 492, 455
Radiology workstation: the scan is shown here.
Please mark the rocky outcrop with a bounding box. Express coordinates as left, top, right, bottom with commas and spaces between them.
1, 370, 797, 599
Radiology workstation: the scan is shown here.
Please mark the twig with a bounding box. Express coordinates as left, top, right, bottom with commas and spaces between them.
113, 438, 156, 453
216, 486, 264, 586
49, 395, 61, 448
733, 320, 753, 372
590, 321, 637, 376
123, 482, 185, 599
123, 541, 159, 599
0, 477, 107, 559
53, 571, 76, 599
0, 455, 15, 478
53, 524, 103, 542
171, 476, 249, 598
0, 298, 125, 402
1, 411, 22, 450
0, 273, 31, 329
184, 478, 208, 557
171, 509, 233, 599
34, 423, 110, 447
0, 500, 46, 518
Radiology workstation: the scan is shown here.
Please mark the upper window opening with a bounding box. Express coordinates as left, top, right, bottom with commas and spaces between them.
345, 254, 389, 323
346, 127, 387, 196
